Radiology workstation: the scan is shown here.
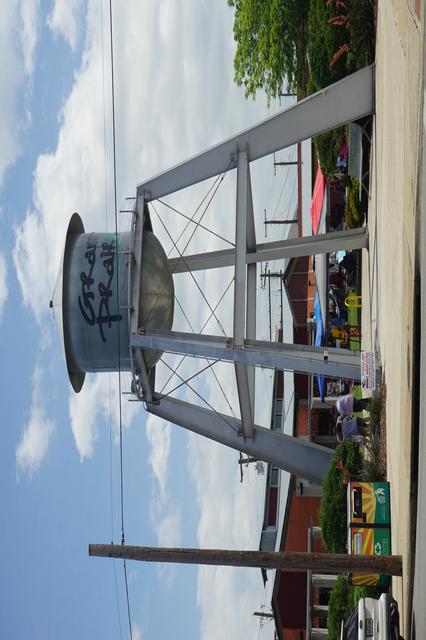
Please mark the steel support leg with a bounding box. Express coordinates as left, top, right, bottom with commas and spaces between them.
146, 394, 333, 484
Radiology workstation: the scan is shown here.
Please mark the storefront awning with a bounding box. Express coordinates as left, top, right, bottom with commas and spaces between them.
310, 167, 326, 234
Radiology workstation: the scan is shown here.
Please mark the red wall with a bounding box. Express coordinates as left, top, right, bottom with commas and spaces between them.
273, 493, 324, 639
276, 572, 307, 628
294, 372, 308, 399
296, 404, 309, 437
283, 495, 322, 552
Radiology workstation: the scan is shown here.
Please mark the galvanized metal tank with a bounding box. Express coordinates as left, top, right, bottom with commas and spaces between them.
56, 212, 174, 392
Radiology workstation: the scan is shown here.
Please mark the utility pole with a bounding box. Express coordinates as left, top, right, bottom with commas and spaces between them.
238, 453, 259, 483
259, 266, 284, 340
238, 456, 259, 465
253, 610, 274, 630
268, 269, 272, 341
273, 153, 299, 176
278, 93, 296, 107
264, 208, 298, 237
89, 544, 403, 576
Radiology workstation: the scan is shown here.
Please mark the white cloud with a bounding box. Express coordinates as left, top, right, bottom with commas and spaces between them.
12, 0, 285, 634
145, 413, 182, 588
16, 367, 56, 478
155, 509, 181, 547
145, 415, 171, 500
13, 210, 50, 325
19, 0, 39, 75
153, 508, 182, 589
0, 252, 8, 321
69, 372, 140, 460
188, 433, 271, 640
132, 626, 143, 640
47, 0, 83, 51
182, 357, 274, 640
0, 1, 39, 187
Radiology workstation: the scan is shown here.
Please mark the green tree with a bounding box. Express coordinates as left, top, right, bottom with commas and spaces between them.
228, 0, 310, 101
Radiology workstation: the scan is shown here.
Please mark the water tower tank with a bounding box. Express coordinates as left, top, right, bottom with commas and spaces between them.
54, 209, 174, 392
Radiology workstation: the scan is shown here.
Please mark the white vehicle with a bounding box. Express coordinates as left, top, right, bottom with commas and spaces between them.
341, 593, 402, 640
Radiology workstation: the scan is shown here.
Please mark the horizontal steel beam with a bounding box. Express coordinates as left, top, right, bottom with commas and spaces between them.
137, 65, 374, 201
168, 228, 368, 273
146, 394, 333, 483
130, 330, 362, 379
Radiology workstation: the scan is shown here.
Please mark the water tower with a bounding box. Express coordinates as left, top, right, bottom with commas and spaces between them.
54, 205, 174, 393
55, 65, 375, 483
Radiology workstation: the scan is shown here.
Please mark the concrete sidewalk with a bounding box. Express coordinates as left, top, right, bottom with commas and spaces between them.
361, 0, 423, 636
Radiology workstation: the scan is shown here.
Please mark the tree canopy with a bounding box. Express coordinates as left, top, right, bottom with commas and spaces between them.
228, 0, 309, 101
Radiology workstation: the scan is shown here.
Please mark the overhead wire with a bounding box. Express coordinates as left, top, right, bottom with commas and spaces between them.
280, 174, 298, 242
100, 0, 124, 636
271, 146, 296, 220
107, 0, 132, 637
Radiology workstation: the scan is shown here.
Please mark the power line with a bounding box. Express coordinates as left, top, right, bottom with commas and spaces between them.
108, 0, 132, 638
272, 146, 296, 219
100, 0, 124, 634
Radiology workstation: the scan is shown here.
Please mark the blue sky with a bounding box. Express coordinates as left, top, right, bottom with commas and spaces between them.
0, 2, 300, 638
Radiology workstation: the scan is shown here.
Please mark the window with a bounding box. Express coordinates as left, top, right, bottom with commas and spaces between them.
270, 467, 279, 487
273, 399, 283, 430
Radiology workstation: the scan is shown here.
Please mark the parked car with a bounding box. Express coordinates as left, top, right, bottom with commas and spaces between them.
341, 593, 402, 640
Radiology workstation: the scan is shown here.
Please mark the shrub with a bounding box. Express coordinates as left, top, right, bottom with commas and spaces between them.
360, 389, 386, 481
328, 577, 381, 640
319, 440, 363, 553
306, 0, 376, 179
348, 585, 380, 610
346, 0, 376, 71
367, 391, 382, 434
307, 0, 349, 94
313, 127, 344, 177
328, 576, 353, 640
344, 176, 365, 228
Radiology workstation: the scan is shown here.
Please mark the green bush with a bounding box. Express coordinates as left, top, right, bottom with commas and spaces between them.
313, 127, 344, 177
345, 176, 364, 228
328, 577, 380, 640
306, 0, 375, 178
346, 0, 376, 71
360, 389, 386, 481
307, 0, 349, 95
348, 585, 380, 610
367, 391, 382, 434
319, 440, 363, 553
328, 576, 353, 640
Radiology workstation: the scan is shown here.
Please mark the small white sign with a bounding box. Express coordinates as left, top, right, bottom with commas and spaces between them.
361, 351, 376, 390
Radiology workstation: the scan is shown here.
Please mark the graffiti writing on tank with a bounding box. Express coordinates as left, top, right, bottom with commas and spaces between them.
78, 239, 122, 342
